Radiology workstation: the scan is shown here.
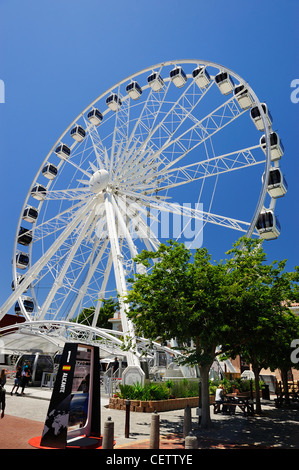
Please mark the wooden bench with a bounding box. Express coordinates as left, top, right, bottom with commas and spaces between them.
213, 401, 253, 416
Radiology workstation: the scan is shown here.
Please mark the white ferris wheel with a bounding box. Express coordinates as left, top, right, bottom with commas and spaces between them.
0, 60, 287, 365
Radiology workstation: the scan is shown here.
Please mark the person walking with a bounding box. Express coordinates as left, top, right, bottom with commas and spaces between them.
11, 366, 22, 395
20, 363, 32, 396
0, 368, 8, 418
112, 357, 119, 376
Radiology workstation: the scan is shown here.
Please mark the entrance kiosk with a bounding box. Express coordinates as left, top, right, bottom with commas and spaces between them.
29, 342, 102, 449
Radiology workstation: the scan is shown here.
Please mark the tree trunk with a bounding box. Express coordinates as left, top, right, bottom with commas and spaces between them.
280, 368, 290, 404
252, 364, 262, 414
199, 364, 212, 429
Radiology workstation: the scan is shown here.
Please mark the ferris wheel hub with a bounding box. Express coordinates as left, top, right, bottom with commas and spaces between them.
89, 169, 110, 193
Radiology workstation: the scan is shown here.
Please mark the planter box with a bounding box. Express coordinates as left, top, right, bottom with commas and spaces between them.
108, 396, 215, 412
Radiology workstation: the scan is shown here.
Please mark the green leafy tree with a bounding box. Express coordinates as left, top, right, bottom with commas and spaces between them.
224, 237, 299, 413
263, 311, 299, 405
125, 240, 242, 428
125, 237, 299, 425
75, 297, 120, 329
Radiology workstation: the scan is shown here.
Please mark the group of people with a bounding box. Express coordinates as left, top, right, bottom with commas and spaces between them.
11, 362, 32, 396
0, 362, 32, 419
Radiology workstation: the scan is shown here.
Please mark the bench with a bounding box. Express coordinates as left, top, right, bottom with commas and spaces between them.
213, 402, 239, 414
213, 401, 253, 416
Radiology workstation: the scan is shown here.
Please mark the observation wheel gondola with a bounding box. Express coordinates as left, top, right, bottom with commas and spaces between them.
0, 60, 286, 364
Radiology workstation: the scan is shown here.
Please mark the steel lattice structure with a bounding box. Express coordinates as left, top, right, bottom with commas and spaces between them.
0, 60, 286, 365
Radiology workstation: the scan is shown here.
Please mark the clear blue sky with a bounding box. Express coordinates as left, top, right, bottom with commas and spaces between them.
0, 0, 298, 308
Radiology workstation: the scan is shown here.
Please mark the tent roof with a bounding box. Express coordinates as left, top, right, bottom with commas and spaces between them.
0, 331, 65, 355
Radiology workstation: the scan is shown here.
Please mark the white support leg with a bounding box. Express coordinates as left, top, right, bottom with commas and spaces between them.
104, 192, 139, 366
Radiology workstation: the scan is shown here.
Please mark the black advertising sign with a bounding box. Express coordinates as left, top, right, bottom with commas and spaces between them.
40, 343, 101, 449
90, 345, 101, 436
40, 342, 78, 448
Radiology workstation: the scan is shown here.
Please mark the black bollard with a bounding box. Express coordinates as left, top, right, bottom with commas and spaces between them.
102, 416, 114, 449
125, 399, 131, 438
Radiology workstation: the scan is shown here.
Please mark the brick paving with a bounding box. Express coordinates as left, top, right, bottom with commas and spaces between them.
0, 415, 44, 449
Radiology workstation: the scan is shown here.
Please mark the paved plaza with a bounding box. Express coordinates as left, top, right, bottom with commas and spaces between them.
0, 379, 299, 450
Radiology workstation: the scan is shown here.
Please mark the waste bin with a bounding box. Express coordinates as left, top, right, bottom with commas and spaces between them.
262, 384, 270, 400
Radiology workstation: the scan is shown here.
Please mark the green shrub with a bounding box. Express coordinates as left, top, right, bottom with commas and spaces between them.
118, 382, 171, 401
208, 378, 264, 395
169, 379, 199, 398
117, 378, 263, 401
118, 379, 199, 401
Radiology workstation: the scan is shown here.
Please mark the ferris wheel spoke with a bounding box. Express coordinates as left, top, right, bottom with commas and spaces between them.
112, 79, 181, 181
115, 80, 212, 182
119, 72, 171, 157
139, 80, 214, 155
109, 89, 131, 176
113, 193, 160, 256
63, 140, 95, 178
104, 192, 140, 365
118, 95, 247, 196
146, 94, 246, 173
119, 145, 156, 187
38, 205, 97, 320
1, 196, 97, 319
83, 118, 106, 170
51, 230, 102, 317
141, 145, 264, 193
44, 188, 91, 201
111, 194, 139, 258
32, 199, 90, 243
114, 192, 162, 249
58, 237, 109, 322
144, 198, 251, 233
91, 247, 113, 328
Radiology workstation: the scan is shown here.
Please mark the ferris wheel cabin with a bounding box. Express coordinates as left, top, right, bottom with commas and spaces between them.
18, 227, 32, 246
256, 209, 281, 239
16, 252, 29, 270
31, 184, 47, 201
15, 296, 34, 315
234, 85, 254, 109
87, 108, 103, 126
106, 94, 122, 111
70, 125, 86, 142
23, 206, 38, 223
267, 167, 288, 198
147, 72, 164, 92
192, 66, 211, 88
214, 72, 234, 95
126, 81, 143, 100
170, 66, 187, 88
250, 103, 272, 131
260, 132, 284, 161
42, 163, 58, 180
55, 144, 71, 160
11, 275, 29, 292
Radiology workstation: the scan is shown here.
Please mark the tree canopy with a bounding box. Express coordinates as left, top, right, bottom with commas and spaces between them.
75, 297, 120, 329
125, 237, 299, 427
